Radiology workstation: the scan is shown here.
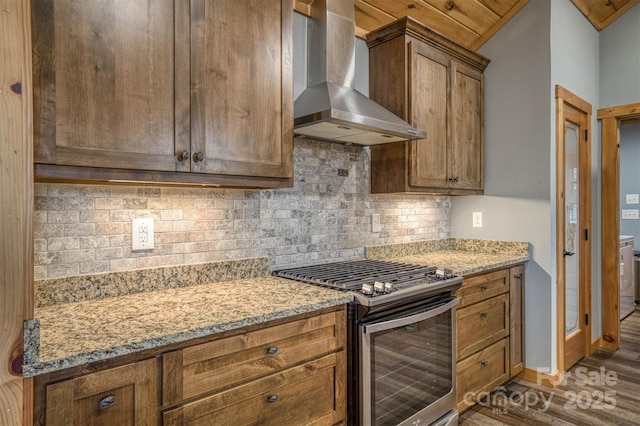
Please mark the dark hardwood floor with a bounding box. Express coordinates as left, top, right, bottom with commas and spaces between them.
459, 310, 640, 425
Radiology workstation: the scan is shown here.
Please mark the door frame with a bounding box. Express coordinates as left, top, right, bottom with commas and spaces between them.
555, 85, 592, 374
599, 102, 640, 351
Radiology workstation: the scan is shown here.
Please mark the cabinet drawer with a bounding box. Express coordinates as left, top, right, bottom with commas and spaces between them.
457, 293, 509, 360
163, 310, 345, 406
456, 338, 509, 411
163, 352, 345, 426
456, 269, 509, 308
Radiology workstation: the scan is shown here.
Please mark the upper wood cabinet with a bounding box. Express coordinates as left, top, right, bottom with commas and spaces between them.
32, 0, 293, 188
366, 17, 489, 195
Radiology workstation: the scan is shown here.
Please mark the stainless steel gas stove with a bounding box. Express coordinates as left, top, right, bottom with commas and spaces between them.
275, 259, 462, 426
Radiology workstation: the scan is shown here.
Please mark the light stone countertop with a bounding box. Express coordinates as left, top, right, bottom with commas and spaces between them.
389, 250, 528, 276
24, 275, 352, 377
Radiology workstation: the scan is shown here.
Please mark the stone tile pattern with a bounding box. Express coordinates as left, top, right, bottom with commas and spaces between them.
34, 138, 450, 280
25, 276, 353, 377
366, 238, 530, 276
35, 257, 270, 308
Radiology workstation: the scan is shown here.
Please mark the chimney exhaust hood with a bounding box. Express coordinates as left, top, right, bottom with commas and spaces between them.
294, 0, 426, 145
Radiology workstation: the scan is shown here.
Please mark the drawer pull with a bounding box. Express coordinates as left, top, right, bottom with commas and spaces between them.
480, 285, 488, 292
267, 346, 278, 355
480, 312, 488, 319
98, 395, 116, 410
267, 394, 279, 404
481, 361, 489, 368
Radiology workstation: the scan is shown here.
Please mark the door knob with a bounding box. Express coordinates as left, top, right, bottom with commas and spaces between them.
563, 250, 575, 257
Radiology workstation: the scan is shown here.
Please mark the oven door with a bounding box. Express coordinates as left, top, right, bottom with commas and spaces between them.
360, 298, 459, 426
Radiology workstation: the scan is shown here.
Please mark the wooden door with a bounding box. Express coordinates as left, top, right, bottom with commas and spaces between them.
45, 359, 158, 426
407, 41, 451, 189
32, 0, 190, 172
450, 61, 484, 190
556, 86, 591, 372
190, 0, 293, 179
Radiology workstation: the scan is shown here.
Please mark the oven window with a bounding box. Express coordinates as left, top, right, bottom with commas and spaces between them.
368, 309, 453, 425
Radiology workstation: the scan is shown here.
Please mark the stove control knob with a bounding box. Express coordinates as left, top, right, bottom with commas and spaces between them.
373, 281, 385, 293
384, 282, 394, 293
361, 283, 375, 296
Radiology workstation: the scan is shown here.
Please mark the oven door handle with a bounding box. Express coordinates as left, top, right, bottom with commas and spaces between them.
362, 298, 460, 334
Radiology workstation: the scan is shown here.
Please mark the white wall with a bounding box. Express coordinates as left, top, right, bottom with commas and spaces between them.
550, 0, 601, 341
450, 0, 554, 371
600, 3, 640, 107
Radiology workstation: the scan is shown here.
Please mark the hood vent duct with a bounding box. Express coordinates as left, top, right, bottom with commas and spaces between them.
294, 0, 426, 145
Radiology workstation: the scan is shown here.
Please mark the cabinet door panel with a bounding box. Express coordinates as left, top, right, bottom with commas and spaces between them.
408, 42, 450, 188
32, 0, 188, 172
190, 0, 293, 178
44, 358, 158, 426
450, 61, 484, 190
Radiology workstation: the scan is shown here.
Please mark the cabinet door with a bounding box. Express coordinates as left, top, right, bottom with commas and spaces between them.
510, 265, 525, 377
32, 0, 190, 172
45, 358, 158, 426
450, 61, 484, 190
407, 42, 451, 189
190, 0, 293, 179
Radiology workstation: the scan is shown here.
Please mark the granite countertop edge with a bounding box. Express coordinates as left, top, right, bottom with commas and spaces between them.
447, 256, 529, 276
23, 295, 352, 378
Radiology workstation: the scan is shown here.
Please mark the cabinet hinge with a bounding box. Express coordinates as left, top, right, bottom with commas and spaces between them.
585, 313, 589, 325
585, 229, 588, 240
584, 129, 588, 141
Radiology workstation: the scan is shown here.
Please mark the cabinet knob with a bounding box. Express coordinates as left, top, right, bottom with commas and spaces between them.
480, 285, 488, 292
98, 395, 117, 410
193, 151, 204, 162
480, 312, 488, 319
177, 150, 189, 162
267, 394, 279, 404
514, 273, 523, 280
449, 176, 459, 183
481, 361, 489, 368
267, 346, 278, 355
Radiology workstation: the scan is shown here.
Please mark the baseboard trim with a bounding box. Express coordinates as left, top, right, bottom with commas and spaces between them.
520, 367, 563, 388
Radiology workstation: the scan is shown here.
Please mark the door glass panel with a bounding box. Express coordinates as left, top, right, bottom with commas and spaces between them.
565, 123, 580, 336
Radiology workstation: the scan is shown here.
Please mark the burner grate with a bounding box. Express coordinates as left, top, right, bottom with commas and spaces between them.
275, 259, 437, 290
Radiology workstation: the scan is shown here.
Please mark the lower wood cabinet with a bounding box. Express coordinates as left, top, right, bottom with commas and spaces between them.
455, 265, 525, 412
43, 358, 158, 426
34, 307, 347, 425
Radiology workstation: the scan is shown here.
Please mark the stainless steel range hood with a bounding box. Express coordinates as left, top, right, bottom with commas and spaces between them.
294, 0, 426, 145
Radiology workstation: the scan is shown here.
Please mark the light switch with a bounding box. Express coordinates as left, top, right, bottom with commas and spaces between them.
621, 209, 639, 220
626, 194, 639, 204
473, 212, 483, 228
132, 217, 154, 250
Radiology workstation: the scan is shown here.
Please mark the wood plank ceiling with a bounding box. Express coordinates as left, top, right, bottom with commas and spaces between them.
294, 0, 639, 51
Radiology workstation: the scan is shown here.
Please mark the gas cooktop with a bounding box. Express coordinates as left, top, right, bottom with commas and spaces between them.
274, 259, 462, 306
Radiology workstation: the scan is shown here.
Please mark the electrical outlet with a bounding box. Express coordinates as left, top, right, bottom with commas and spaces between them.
132, 218, 154, 250
371, 214, 381, 233
622, 209, 639, 220
472, 212, 483, 228
626, 194, 639, 205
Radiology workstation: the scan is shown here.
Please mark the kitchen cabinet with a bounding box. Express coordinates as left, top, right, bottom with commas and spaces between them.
162, 309, 346, 425
43, 358, 158, 426
33, 307, 346, 425
455, 265, 525, 411
366, 17, 489, 195
31, 0, 293, 188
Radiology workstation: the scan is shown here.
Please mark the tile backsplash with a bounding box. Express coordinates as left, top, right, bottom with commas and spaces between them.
34, 138, 451, 280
